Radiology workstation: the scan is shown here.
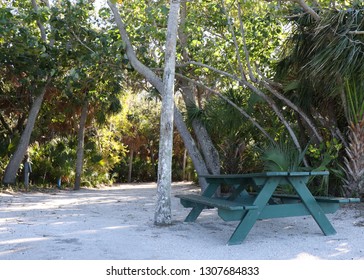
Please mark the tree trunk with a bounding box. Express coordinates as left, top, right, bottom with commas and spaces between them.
127, 149, 134, 183
174, 108, 209, 190
0, 113, 12, 135
3, 0, 51, 185
154, 0, 181, 226
178, 2, 220, 176
343, 119, 364, 198
107, 0, 209, 191
74, 100, 88, 190
182, 149, 187, 180
2, 83, 49, 184
180, 80, 220, 175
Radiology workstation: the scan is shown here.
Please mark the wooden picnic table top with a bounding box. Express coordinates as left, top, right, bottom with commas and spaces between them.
199, 171, 329, 179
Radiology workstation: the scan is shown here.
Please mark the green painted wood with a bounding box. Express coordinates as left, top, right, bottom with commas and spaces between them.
179, 171, 336, 245
287, 177, 337, 236
271, 193, 361, 204
176, 194, 257, 211
177, 182, 221, 223
199, 171, 329, 180
219, 202, 340, 222
201, 182, 221, 197
218, 208, 246, 222
184, 204, 205, 222
228, 177, 281, 245
348, 198, 361, 202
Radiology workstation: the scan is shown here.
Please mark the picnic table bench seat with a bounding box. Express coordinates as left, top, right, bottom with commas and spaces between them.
176, 194, 258, 211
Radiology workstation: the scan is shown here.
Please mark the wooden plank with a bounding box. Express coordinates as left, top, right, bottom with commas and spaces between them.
219, 202, 341, 222
176, 194, 257, 211
199, 172, 288, 179
287, 177, 337, 236
271, 193, 361, 204
227, 177, 281, 245
199, 171, 329, 179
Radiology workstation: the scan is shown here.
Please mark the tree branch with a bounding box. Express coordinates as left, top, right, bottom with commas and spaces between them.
176, 61, 240, 82
70, 29, 96, 53
107, 0, 164, 93
220, 0, 247, 81
175, 60, 308, 162
237, 1, 256, 82
294, 0, 320, 21
31, 0, 47, 42
0, 113, 13, 135
175, 73, 275, 142
255, 68, 323, 143
348, 31, 364, 35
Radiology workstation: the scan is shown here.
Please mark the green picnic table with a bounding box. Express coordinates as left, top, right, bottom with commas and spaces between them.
176, 171, 360, 245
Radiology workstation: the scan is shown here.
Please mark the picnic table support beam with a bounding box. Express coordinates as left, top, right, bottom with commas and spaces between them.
288, 177, 337, 236
184, 182, 220, 222
228, 177, 280, 245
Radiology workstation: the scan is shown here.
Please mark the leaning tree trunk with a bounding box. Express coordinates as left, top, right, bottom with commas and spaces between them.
343, 119, 364, 198
174, 108, 209, 190
107, 0, 210, 191
3, 0, 51, 185
74, 100, 88, 190
127, 149, 134, 183
154, 0, 181, 226
180, 80, 220, 176
178, 2, 220, 178
2, 84, 48, 184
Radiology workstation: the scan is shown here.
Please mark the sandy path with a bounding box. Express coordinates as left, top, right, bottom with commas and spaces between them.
0, 182, 363, 260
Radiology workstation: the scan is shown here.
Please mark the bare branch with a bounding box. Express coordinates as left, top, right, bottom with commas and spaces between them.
348, 31, 364, 35
311, 108, 348, 149
70, 29, 96, 54
220, 0, 247, 81
175, 73, 275, 142
107, 0, 164, 93
31, 0, 47, 42
237, 1, 256, 82
294, 0, 320, 21
256, 68, 323, 143
176, 61, 240, 81
176, 60, 308, 162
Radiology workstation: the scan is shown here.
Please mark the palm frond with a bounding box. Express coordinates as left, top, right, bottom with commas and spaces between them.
345, 79, 364, 124
260, 139, 307, 172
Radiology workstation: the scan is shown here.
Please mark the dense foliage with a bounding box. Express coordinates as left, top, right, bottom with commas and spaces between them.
1, 0, 363, 198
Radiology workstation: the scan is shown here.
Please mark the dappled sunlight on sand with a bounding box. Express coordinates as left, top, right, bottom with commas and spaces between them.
0, 182, 363, 260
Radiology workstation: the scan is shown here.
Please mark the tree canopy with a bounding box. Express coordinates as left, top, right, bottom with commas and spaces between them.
1, 0, 364, 199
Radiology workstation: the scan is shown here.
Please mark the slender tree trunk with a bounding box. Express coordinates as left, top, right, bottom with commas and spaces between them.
127, 149, 134, 183
178, 2, 220, 175
154, 0, 181, 226
174, 108, 209, 190
182, 149, 187, 180
180, 80, 220, 175
107, 0, 209, 191
3, 0, 51, 184
3, 82, 49, 184
74, 100, 88, 190
0, 113, 12, 135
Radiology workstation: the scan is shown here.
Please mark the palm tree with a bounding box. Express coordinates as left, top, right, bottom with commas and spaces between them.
343, 80, 364, 198
276, 5, 364, 197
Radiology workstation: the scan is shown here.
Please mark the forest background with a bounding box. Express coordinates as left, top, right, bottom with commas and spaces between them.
1, 0, 364, 201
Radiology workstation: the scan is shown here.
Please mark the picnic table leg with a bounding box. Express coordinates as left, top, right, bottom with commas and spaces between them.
184, 183, 220, 222
228, 177, 281, 245
288, 177, 336, 236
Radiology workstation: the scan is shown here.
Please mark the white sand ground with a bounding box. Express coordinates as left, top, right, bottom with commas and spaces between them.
0, 182, 363, 260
